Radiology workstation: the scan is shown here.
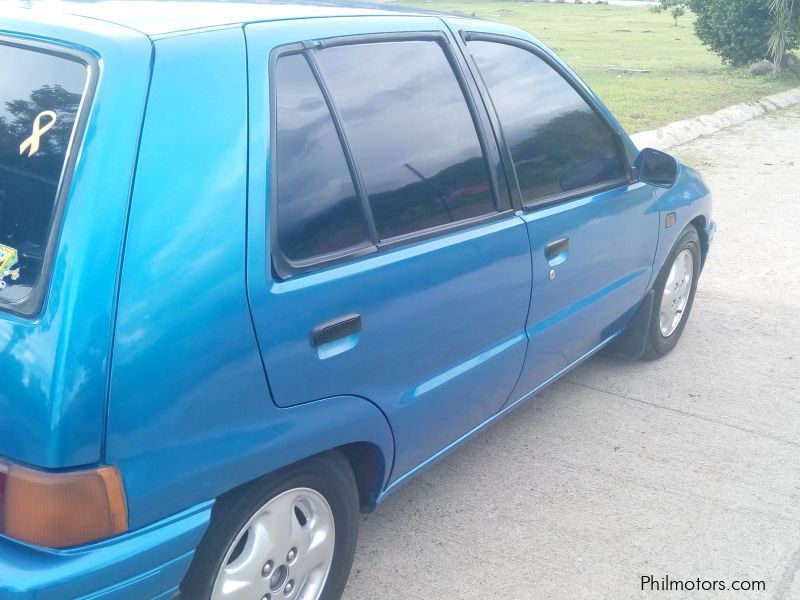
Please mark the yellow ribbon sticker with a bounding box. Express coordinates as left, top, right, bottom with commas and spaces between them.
19, 110, 58, 157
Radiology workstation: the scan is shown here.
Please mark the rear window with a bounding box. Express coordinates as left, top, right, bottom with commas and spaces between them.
0, 42, 89, 315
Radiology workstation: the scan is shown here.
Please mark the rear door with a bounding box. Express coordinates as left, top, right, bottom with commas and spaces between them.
457, 29, 660, 401
245, 18, 532, 481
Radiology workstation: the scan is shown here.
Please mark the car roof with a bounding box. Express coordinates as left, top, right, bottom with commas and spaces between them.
11, 0, 443, 37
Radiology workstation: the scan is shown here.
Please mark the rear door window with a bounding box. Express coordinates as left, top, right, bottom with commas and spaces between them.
315, 40, 498, 241
0, 43, 89, 313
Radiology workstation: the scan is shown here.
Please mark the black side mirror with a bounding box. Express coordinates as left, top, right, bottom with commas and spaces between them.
636, 148, 679, 188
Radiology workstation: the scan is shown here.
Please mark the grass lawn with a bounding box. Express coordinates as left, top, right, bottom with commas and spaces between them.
393, 0, 800, 133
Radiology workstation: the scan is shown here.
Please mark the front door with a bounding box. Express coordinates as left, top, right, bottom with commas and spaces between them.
245, 19, 533, 481
462, 31, 660, 400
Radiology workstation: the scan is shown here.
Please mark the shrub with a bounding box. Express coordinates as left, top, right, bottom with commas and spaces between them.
769, 0, 799, 74
689, 0, 799, 65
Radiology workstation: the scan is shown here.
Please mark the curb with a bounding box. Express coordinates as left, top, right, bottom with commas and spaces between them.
630, 86, 800, 151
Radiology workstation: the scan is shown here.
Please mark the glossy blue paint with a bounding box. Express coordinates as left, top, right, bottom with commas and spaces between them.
0, 500, 212, 599
250, 208, 532, 483
0, 3, 714, 598
246, 16, 533, 481
104, 28, 395, 533
508, 181, 661, 403
651, 163, 714, 271
316, 332, 360, 360
379, 331, 621, 500
443, 17, 665, 404
0, 11, 152, 468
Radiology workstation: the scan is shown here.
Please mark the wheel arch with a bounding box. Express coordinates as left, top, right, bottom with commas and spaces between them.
607, 221, 702, 359
247, 395, 395, 515
213, 395, 395, 517
215, 439, 389, 516
113, 391, 396, 531
336, 441, 387, 513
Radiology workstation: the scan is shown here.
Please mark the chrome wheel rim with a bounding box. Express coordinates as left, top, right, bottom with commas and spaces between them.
211, 487, 335, 600
659, 248, 694, 338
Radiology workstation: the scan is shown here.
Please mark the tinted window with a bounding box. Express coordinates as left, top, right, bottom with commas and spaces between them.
316, 41, 496, 241
0, 44, 87, 311
275, 53, 367, 263
468, 41, 626, 204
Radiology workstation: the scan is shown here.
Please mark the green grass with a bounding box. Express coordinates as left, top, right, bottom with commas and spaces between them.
394, 1, 800, 132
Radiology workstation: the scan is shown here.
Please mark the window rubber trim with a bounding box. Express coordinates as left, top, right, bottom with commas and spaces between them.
268, 31, 513, 281
0, 36, 98, 318
448, 27, 524, 212
459, 30, 637, 212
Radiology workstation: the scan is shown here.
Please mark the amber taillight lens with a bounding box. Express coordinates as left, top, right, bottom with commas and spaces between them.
0, 461, 127, 548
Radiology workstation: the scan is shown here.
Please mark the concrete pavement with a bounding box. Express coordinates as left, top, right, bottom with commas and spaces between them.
342, 107, 800, 600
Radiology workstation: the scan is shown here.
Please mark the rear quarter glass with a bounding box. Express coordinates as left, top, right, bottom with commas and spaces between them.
0, 41, 90, 316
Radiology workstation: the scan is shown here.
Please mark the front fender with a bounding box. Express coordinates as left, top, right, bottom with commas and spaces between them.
650, 162, 713, 280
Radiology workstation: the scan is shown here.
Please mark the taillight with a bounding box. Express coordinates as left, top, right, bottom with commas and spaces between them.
0, 461, 127, 548
0, 463, 7, 532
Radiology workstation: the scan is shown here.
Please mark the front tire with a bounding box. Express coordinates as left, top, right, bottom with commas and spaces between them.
642, 226, 701, 359
181, 452, 360, 600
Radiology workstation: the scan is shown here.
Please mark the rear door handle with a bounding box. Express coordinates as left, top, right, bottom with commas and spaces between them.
545, 237, 569, 266
311, 313, 362, 347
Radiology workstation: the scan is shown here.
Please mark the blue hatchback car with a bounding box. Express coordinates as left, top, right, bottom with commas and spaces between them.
0, 2, 715, 598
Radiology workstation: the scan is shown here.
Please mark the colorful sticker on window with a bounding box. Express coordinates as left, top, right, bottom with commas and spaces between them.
0, 244, 20, 290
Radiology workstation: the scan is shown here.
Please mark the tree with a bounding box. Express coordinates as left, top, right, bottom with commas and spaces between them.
689, 0, 800, 65
649, 0, 689, 26
769, 0, 798, 75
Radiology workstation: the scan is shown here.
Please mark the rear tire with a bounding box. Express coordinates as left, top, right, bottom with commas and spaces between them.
181, 452, 360, 600
642, 226, 701, 359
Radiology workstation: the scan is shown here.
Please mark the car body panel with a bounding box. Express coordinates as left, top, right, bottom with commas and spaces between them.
0, 10, 152, 468
245, 16, 533, 482
651, 163, 714, 273
0, 500, 212, 599
509, 183, 661, 403
442, 17, 662, 402
378, 323, 620, 500
105, 27, 395, 533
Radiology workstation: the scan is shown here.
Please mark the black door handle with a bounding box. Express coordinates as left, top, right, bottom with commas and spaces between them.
545, 237, 569, 259
311, 313, 362, 347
